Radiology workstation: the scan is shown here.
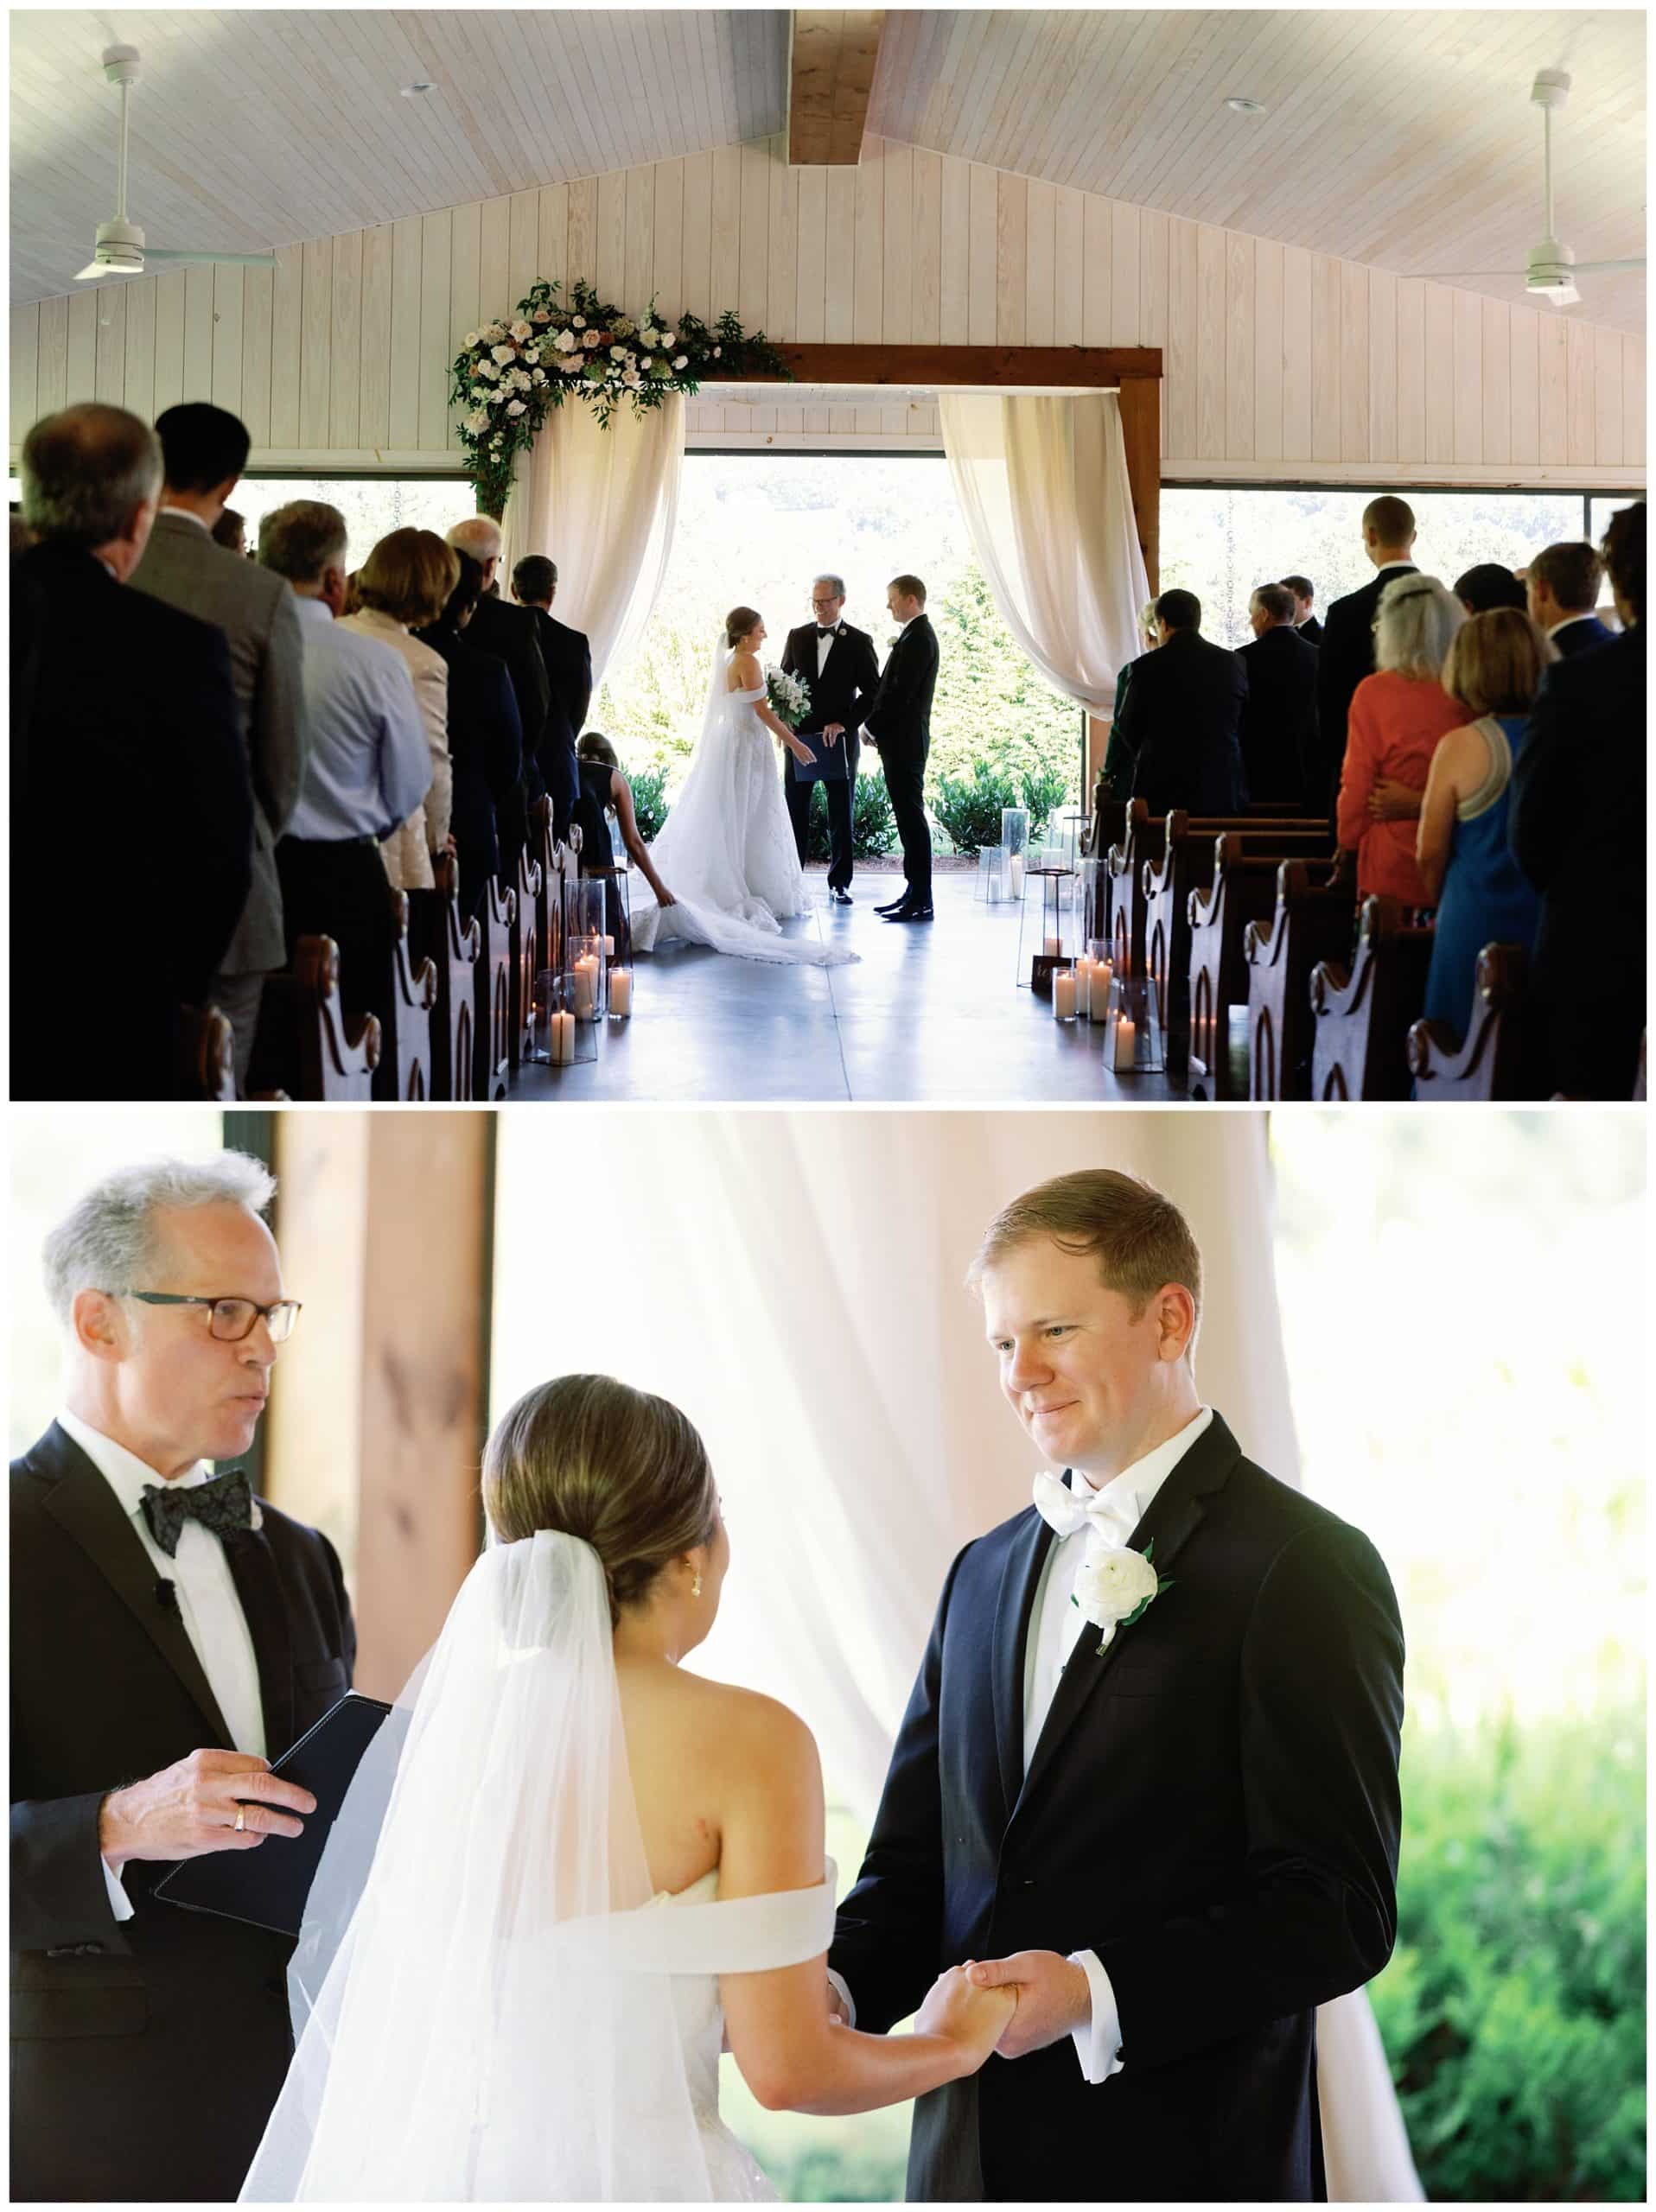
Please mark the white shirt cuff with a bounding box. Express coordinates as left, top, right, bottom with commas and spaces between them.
101, 1854, 136, 1924
1067, 1948, 1123, 2083
826, 1967, 857, 2028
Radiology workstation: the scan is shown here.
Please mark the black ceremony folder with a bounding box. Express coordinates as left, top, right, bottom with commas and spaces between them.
792, 726, 850, 783
154, 1692, 395, 1938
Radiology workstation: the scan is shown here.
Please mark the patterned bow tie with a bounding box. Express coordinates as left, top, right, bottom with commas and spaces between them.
140, 1469, 255, 1557
1031, 1470, 1139, 1549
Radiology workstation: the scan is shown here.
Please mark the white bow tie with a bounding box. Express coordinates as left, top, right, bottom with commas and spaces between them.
1031, 1470, 1140, 1549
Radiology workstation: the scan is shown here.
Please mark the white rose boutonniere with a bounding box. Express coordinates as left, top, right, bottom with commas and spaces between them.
1072, 1540, 1172, 1656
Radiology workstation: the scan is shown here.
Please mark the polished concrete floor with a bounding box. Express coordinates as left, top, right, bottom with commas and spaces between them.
514, 868, 1187, 1103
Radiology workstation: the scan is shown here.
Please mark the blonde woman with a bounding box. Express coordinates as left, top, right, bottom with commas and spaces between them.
339, 529, 457, 891
1416, 608, 1550, 1039
1334, 573, 1465, 904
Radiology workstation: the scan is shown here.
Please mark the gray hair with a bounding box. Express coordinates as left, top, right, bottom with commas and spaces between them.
447, 516, 502, 561
20, 404, 162, 551
812, 573, 846, 598
1374, 573, 1465, 680
258, 499, 347, 584
42, 1153, 277, 1325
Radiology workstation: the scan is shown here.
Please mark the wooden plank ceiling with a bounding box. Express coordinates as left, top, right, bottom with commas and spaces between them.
10, 9, 1646, 332
788, 10, 884, 166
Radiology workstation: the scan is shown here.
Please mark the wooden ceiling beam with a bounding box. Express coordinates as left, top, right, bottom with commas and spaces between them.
788, 10, 885, 168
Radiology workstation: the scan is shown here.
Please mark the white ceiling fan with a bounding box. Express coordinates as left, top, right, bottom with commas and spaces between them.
74, 44, 277, 283
1420, 69, 1645, 308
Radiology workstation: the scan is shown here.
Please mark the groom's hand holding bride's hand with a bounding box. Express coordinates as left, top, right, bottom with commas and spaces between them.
914, 1962, 1018, 2075
965, 1953, 1090, 2059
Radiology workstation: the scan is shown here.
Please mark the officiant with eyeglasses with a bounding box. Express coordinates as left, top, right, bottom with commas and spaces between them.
10, 1154, 356, 2203
780, 574, 882, 905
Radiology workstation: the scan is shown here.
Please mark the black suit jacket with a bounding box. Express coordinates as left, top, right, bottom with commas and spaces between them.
1315, 566, 1417, 808
10, 543, 253, 1101
1296, 615, 1324, 645
830, 1414, 1404, 2203
416, 626, 524, 912
10, 1423, 357, 2202
863, 613, 939, 763
524, 605, 593, 808
1509, 621, 1646, 1096
1549, 614, 1615, 658
468, 591, 550, 829
1238, 624, 1320, 805
780, 620, 880, 781
1115, 626, 1249, 817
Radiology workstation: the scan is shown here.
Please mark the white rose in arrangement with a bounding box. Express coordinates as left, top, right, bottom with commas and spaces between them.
510, 319, 532, 340
1072, 1545, 1166, 1656
463, 329, 480, 349
667, 329, 679, 345
491, 344, 516, 365
622, 368, 643, 389
532, 307, 551, 323
609, 345, 627, 361
672, 354, 689, 372
553, 329, 576, 352
638, 327, 657, 350
571, 315, 586, 329
477, 360, 500, 380
506, 398, 527, 416
582, 329, 601, 348
532, 367, 547, 385
559, 356, 583, 373
484, 323, 505, 342
711, 344, 722, 358
464, 409, 490, 434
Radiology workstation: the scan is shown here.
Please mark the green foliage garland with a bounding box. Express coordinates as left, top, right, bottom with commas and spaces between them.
450, 279, 790, 518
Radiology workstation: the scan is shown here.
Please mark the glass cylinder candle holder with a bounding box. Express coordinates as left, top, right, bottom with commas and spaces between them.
1082, 938, 1114, 1023
1051, 960, 1080, 1022
534, 971, 597, 1066
607, 964, 634, 1020
977, 844, 1008, 904
563, 875, 606, 959
567, 933, 606, 1023
1001, 807, 1030, 900
1077, 855, 1109, 949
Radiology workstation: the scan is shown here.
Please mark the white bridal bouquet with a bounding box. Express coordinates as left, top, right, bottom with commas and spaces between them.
766, 666, 812, 729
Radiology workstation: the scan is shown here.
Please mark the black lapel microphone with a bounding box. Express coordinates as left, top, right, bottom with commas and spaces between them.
155, 1578, 180, 1618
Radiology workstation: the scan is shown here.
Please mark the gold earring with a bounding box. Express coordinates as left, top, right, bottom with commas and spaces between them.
691, 1572, 704, 1599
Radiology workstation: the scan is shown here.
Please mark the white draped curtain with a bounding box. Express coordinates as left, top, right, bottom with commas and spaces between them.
939, 391, 1151, 712
500, 394, 685, 684
494, 1109, 1418, 2199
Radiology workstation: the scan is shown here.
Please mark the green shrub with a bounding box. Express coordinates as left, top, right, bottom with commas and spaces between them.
929, 760, 1023, 856
801, 769, 900, 861
1371, 1709, 1646, 2201
1017, 761, 1070, 840
625, 762, 670, 843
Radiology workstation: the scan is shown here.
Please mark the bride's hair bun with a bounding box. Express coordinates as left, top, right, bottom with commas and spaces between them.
481, 1374, 718, 1626
725, 606, 761, 651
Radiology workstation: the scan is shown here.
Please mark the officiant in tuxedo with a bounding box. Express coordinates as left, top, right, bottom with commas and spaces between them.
829, 1169, 1403, 2202
863, 575, 941, 922
10, 1154, 356, 2203
780, 575, 881, 904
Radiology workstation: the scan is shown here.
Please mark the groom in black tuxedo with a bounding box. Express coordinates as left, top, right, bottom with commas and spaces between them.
780, 575, 881, 903
829, 1169, 1403, 2202
10, 1154, 355, 2202
863, 574, 941, 922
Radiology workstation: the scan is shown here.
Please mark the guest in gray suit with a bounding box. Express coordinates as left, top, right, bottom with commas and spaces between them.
130, 405, 309, 1088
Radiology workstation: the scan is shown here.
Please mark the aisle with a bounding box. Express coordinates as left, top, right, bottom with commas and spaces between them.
513, 870, 1186, 1103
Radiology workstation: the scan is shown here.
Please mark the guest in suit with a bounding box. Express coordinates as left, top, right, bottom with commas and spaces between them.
1111, 588, 1248, 818
11, 405, 252, 1102
830, 1169, 1402, 2202
510, 554, 592, 844
446, 519, 550, 865
1237, 582, 1318, 806
1526, 541, 1614, 658
780, 574, 882, 902
863, 575, 941, 923
258, 501, 431, 1030
1334, 575, 1466, 905
1416, 610, 1549, 1042
1511, 502, 1646, 1097
10, 1153, 356, 2202
339, 530, 455, 893
1280, 573, 1323, 645
1315, 496, 1419, 819
129, 404, 310, 1092
417, 551, 525, 921
1100, 602, 1160, 799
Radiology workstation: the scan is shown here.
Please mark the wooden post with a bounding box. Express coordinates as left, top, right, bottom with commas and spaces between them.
263, 1112, 494, 1700
1117, 372, 1161, 594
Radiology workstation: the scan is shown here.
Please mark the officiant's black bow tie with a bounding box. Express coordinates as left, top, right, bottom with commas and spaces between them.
816, 625, 839, 637
140, 1470, 254, 1556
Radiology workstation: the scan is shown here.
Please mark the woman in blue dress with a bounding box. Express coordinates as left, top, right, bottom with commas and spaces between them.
1416, 608, 1551, 1039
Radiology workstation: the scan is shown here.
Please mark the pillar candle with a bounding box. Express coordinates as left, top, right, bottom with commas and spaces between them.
1010, 855, 1024, 896
1090, 961, 1114, 1023
572, 957, 599, 1018
608, 969, 633, 1016
550, 1010, 575, 1065
1043, 933, 1062, 957
602, 935, 615, 957
1053, 969, 1078, 1020
1112, 1014, 1137, 1071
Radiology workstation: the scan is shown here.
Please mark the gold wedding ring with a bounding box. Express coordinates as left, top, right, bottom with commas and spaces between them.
233, 1806, 246, 1833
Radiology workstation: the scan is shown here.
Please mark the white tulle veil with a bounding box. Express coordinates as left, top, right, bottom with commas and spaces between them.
239, 1532, 717, 2202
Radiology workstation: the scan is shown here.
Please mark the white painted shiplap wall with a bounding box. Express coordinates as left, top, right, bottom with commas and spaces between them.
10, 133, 1644, 486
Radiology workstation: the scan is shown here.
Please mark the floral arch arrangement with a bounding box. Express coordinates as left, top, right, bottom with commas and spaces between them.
450, 277, 789, 517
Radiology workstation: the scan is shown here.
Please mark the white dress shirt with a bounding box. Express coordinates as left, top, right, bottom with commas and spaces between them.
831, 1407, 1213, 2082
815, 620, 843, 677
59, 1409, 266, 1923
1023, 1406, 1213, 2083
156, 504, 213, 532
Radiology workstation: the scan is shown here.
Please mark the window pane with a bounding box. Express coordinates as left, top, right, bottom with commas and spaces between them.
237, 476, 470, 572
1589, 495, 1641, 546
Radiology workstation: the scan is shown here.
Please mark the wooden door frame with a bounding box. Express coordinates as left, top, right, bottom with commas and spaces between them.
706, 342, 1162, 588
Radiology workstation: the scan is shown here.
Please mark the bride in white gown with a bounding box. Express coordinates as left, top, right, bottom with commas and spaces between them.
240, 1375, 1010, 2202
630, 608, 858, 969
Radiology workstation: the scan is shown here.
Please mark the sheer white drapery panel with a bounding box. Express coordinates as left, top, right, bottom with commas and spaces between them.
939, 391, 1151, 716
491, 1109, 1420, 2201
502, 395, 685, 686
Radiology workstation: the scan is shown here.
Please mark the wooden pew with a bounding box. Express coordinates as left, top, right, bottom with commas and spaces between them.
247, 936, 381, 1102
473, 874, 518, 1102
1309, 896, 1434, 1101
1143, 812, 1329, 1073
175, 1005, 237, 1102
1244, 858, 1360, 1100
408, 852, 481, 1102
1406, 944, 1534, 1101
508, 830, 545, 1072
1187, 839, 1333, 1101
374, 889, 439, 1102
